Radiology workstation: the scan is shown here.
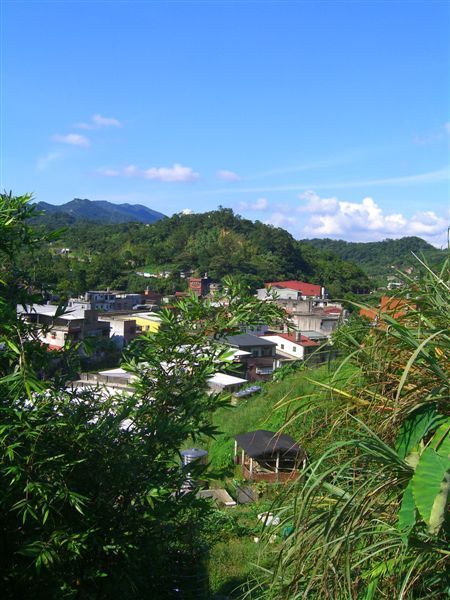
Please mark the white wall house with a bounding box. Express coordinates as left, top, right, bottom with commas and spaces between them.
263, 333, 320, 365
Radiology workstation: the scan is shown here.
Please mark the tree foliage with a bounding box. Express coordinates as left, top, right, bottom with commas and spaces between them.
22, 207, 372, 296
0, 193, 286, 598
305, 236, 446, 281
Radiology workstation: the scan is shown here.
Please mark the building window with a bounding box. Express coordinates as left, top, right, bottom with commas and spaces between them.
293, 346, 296, 352
280, 344, 285, 350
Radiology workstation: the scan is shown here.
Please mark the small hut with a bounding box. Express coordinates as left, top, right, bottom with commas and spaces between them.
234, 429, 306, 483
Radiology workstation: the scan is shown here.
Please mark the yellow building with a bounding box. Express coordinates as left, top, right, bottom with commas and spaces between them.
133, 312, 162, 334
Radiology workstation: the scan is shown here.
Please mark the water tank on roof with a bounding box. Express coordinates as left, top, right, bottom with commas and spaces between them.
181, 448, 208, 467
181, 448, 208, 492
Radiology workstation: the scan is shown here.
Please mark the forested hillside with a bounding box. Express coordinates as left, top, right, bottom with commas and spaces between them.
23, 208, 371, 297
305, 236, 446, 279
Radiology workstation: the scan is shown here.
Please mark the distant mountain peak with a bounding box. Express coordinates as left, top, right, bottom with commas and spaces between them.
34, 198, 166, 224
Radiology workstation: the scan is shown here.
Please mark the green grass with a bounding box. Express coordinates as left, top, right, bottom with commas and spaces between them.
207, 360, 357, 472
207, 502, 280, 598
141, 262, 174, 273
205, 360, 359, 597
209, 537, 260, 598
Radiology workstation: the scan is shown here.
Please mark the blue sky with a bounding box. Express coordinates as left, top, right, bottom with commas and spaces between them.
2, 0, 449, 245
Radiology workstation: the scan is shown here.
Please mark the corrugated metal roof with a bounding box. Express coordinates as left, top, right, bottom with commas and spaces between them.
226, 333, 276, 347
234, 430, 305, 460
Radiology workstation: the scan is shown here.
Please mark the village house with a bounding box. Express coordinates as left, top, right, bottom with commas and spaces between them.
360, 296, 412, 326
98, 315, 137, 348
18, 304, 110, 350
257, 280, 325, 301
262, 331, 320, 365
257, 280, 343, 338
68, 290, 144, 312
187, 274, 221, 298
132, 311, 162, 333
224, 333, 277, 381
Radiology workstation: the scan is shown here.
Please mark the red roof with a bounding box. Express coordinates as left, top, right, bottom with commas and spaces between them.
265, 280, 322, 297
323, 306, 342, 314
360, 296, 411, 322
276, 332, 320, 347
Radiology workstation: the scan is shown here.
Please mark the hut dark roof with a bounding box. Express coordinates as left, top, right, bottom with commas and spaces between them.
234, 430, 304, 460
225, 333, 276, 348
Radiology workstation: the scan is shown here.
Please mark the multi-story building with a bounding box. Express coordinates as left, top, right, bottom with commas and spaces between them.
18, 304, 110, 350
68, 291, 144, 312
257, 280, 325, 301
98, 315, 137, 348
224, 333, 277, 381
132, 312, 162, 334
257, 280, 343, 338
188, 275, 210, 297
262, 332, 320, 365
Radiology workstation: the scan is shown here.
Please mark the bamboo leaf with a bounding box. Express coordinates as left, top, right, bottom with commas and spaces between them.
395, 330, 445, 402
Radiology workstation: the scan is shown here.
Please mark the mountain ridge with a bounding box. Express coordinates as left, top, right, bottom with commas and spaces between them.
303, 236, 446, 279
34, 198, 166, 224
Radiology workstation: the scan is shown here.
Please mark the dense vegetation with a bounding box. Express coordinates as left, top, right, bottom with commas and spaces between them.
253, 255, 450, 598
24, 205, 371, 298
305, 236, 446, 280
0, 193, 285, 598
4, 193, 448, 598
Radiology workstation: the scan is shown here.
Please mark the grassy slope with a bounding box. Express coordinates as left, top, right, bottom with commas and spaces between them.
208, 361, 357, 472
206, 361, 358, 597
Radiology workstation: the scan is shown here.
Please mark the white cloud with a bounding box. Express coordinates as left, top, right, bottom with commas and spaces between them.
253, 197, 268, 210
299, 191, 448, 245
216, 169, 241, 181
96, 167, 120, 177
36, 151, 60, 171
77, 114, 122, 129
52, 133, 90, 147
199, 167, 450, 196
143, 163, 200, 182
181, 208, 193, 215
266, 212, 298, 228
249, 156, 355, 179
298, 190, 339, 214
239, 197, 269, 211
97, 163, 200, 183
92, 114, 121, 127
414, 122, 450, 145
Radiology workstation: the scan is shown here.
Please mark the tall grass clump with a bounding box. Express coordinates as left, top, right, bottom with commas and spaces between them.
253, 255, 449, 599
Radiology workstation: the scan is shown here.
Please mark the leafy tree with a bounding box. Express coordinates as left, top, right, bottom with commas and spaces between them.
0, 193, 286, 598
24, 207, 372, 296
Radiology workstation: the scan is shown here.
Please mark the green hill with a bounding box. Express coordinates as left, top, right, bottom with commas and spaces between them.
26, 208, 371, 297
304, 236, 446, 280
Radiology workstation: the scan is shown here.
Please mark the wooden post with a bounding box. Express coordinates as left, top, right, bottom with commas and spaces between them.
275, 453, 280, 473
241, 449, 245, 468
249, 458, 253, 478
234, 440, 237, 457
